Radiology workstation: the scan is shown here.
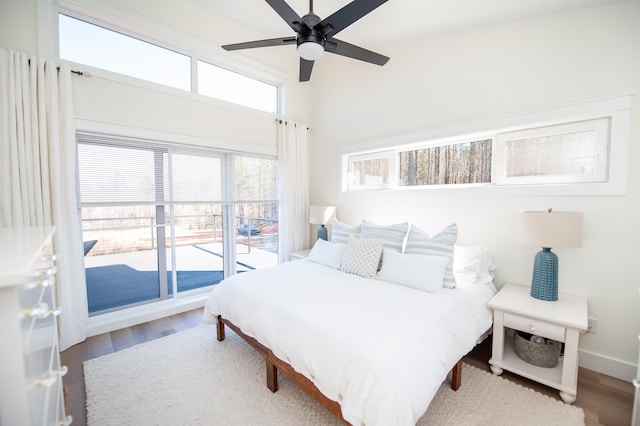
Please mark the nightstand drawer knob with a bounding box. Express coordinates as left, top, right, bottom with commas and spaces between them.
503, 312, 566, 341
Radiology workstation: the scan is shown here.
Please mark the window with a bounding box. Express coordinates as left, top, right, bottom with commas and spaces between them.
58, 13, 278, 113
398, 139, 492, 186
341, 95, 630, 195
198, 61, 277, 114
344, 138, 493, 191
59, 14, 190, 91
77, 135, 278, 315
345, 151, 395, 190
494, 118, 609, 185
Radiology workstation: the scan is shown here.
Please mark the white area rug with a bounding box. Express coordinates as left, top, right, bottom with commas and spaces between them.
84, 325, 585, 425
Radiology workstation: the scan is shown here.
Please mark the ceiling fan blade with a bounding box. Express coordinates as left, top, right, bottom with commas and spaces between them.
325, 38, 389, 66
222, 37, 297, 51
299, 58, 314, 82
315, 0, 388, 38
265, 0, 308, 33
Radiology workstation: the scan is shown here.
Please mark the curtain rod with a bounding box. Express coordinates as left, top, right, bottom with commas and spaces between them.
26, 59, 87, 77
276, 118, 309, 130
62, 68, 86, 77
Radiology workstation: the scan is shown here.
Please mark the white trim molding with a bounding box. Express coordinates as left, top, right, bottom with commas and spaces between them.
75, 118, 278, 157
579, 348, 636, 382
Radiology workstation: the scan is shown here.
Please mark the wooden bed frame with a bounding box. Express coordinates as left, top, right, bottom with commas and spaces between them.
216, 315, 462, 424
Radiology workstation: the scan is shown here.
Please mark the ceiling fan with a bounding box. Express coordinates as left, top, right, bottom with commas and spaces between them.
221, 0, 390, 82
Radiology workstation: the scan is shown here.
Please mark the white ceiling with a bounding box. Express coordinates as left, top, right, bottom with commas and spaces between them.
191, 0, 627, 47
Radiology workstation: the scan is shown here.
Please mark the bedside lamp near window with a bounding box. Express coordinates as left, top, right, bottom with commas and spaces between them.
519, 209, 583, 301
310, 205, 336, 241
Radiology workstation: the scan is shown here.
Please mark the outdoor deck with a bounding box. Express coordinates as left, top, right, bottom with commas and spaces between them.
84, 241, 277, 315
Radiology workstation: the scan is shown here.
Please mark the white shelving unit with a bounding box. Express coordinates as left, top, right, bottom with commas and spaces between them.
0, 227, 71, 426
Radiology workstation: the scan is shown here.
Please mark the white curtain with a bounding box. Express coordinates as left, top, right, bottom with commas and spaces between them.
277, 119, 310, 263
0, 49, 87, 350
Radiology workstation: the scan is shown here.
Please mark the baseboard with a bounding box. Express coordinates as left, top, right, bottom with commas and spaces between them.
86, 294, 207, 337
579, 348, 636, 382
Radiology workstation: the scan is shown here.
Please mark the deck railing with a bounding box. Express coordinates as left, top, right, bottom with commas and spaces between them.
81, 214, 278, 256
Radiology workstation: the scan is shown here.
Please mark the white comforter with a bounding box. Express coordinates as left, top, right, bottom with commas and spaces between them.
203, 259, 496, 426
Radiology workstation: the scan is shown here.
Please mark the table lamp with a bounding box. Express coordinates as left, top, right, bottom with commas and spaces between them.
519, 209, 583, 301
310, 205, 336, 241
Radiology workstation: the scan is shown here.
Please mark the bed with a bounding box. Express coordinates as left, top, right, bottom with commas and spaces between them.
203, 222, 496, 425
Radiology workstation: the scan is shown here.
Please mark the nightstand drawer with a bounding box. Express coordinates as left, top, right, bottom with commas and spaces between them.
504, 312, 566, 341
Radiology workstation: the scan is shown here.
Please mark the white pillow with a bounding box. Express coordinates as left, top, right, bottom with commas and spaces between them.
377, 249, 449, 293
307, 239, 346, 269
405, 224, 458, 288
453, 245, 497, 284
453, 245, 486, 282
340, 235, 384, 279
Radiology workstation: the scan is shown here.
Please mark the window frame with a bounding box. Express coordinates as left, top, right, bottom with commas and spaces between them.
76, 125, 279, 317
493, 117, 610, 186
344, 150, 396, 191
340, 94, 631, 196
396, 137, 493, 188
49, 1, 282, 115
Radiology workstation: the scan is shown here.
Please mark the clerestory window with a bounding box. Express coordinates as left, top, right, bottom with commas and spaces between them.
58, 14, 278, 113
341, 95, 631, 195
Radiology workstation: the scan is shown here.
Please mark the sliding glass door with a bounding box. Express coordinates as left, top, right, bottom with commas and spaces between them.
77, 135, 278, 315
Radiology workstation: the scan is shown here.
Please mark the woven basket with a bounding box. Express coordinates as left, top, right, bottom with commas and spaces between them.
514, 331, 561, 368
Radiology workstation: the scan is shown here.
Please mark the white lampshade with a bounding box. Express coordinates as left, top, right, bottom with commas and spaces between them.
519, 210, 583, 249
309, 205, 336, 225
298, 42, 324, 61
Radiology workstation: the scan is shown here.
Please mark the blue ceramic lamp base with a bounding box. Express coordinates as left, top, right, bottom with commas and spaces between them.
530, 247, 559, 301
317, 224, 328, 241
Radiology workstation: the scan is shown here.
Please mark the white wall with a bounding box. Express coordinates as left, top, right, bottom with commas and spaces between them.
309, 1, 640, 378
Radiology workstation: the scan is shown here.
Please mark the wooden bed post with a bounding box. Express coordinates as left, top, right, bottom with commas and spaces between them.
266, 360, 278, 392
216, 315, 226, 341
451, 360, 462, 391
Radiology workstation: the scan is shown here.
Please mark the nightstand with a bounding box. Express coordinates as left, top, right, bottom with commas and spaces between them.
289, 249, 312, 261
488, 283, 588, 403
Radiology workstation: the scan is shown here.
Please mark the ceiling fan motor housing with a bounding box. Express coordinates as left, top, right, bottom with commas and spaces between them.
297, 13, 325, 47
297, 13, 325, 60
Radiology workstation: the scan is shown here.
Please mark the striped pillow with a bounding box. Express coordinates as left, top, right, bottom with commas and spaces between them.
360, 222, 409, 253
405, 223, 458, 288
331, 219, 361, 244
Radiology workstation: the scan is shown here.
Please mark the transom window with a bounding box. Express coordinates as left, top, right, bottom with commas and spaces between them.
494, 118, 609, 185
398, 139, 492, 186
58, 14, 278, 113
341, 98, 629, 196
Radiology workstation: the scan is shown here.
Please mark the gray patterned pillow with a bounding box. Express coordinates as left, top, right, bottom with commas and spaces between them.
340, 235, 384, 279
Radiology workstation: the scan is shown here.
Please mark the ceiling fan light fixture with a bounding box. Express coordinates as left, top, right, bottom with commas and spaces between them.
298, 41, 324, 61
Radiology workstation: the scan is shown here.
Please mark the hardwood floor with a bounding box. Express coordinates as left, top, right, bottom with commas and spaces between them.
61, 309, 634, 426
